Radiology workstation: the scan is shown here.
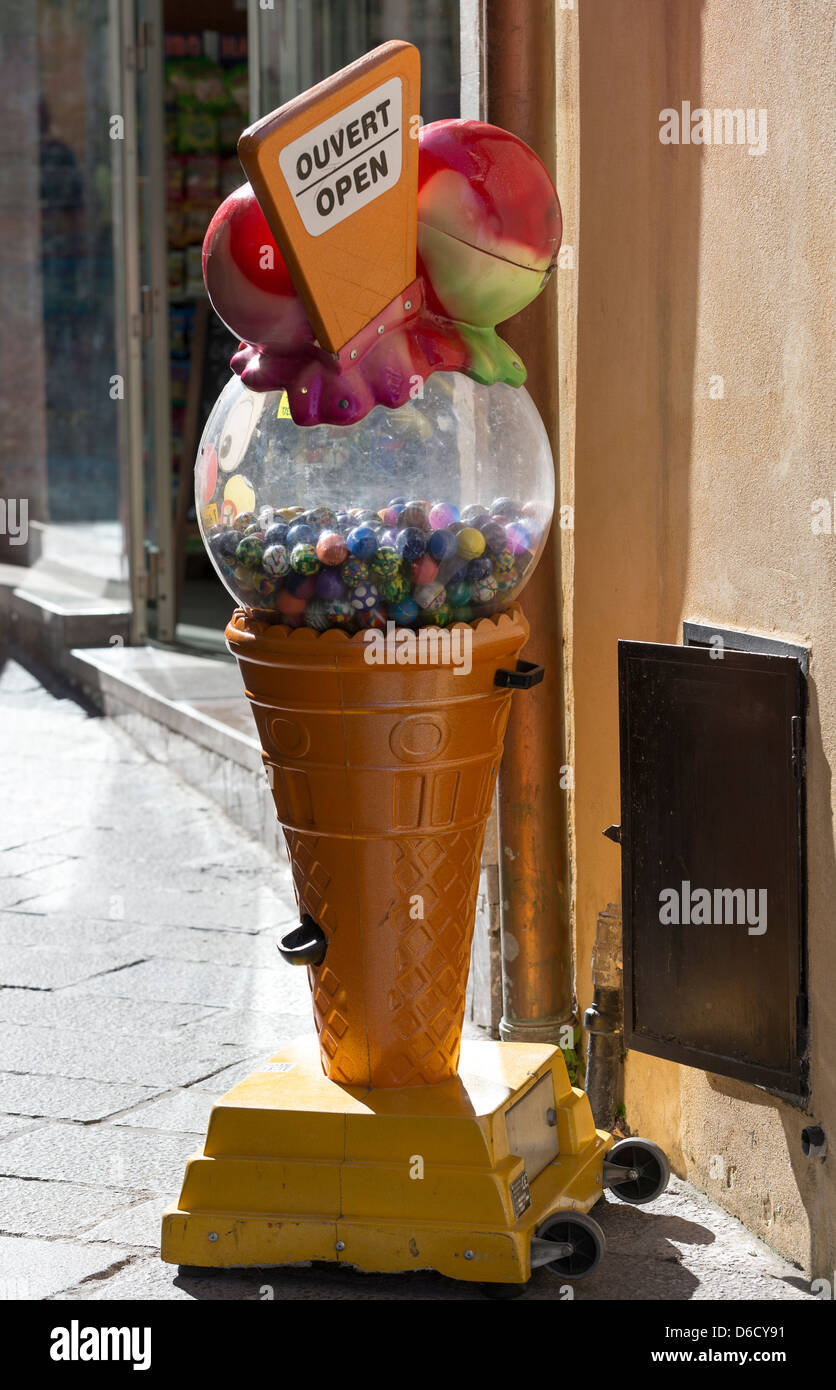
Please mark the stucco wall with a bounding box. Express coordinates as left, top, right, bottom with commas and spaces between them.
563, 0, 834, 1275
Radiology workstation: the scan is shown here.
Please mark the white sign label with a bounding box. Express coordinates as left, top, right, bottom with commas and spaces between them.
259, 1062, 295, 1075
278, 76, 403, 237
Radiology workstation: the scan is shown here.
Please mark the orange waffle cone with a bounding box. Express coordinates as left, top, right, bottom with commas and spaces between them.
227, 606, 530, 1088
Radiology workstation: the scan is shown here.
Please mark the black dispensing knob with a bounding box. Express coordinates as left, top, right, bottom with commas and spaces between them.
278, 914, 327, 967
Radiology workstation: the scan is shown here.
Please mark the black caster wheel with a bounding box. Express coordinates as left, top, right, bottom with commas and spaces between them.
477, 1281, 528, 1300
533, 1211, 606, 1279
604, 1137, 670, 1205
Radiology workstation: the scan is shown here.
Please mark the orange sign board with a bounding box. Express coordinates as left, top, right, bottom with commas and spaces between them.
238, 41, 421, 353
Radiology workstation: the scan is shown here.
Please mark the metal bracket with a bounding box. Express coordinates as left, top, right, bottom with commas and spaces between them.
127, 18, 152, 72
332, 276, 424, 372
494, 660, 545, 690
603, 1160, 641, 1188
584, 1003, 622, 1035
136, 543, 159, 601
791, 714, 806, 780
530, 1236, 573, 1267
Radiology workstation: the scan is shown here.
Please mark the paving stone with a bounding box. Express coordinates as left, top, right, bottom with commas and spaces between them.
0, 1234, 134, 1300
0, 1114, 38, 1141
76, 958, 308, 1014
0, 910, 132, 948
113, 1091, 215, 1135
24, 826, 153, 859
174, 1008, 310, 1052
48, 1256, 267, 1301
0, 945, 149, 990
80, 1197, 166, 1249
4, 862, 94, 898
13, 856, 291, 904
0, 692, 60, 717
0, 1177, 132, 1237
186, 1055, 271, 1094
0, 848, 77, 877
561, 1184, 815, 1302
0, 661, 42, 695
24, 822, 285, 889
4, 745, 143, 778
117, 925, 290, 970
32, 823, 270, 867
2, 710, 83, 735
11, 795, 191, 834
7, 765, 116, 796
0, 684, 50, 709
0, 704, 88, 732
58, 1255, 479, 1302
0, 989, 212, 1035
0, 1073, 163, 1123
17, 885, 294, 933
0, 1124, 196, 1195
0, 825, 65, 854
0, 1023, 249, 1087
3, 807, 94, 840
0, 880, 42, 910
561, 1248, 811, 1302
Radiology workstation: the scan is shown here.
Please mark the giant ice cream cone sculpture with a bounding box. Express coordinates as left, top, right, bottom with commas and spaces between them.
194, 41, 562, 1090
162, 49, 671, 1288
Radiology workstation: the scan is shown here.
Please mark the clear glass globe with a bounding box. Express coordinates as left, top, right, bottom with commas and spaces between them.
195, 371, 554, 632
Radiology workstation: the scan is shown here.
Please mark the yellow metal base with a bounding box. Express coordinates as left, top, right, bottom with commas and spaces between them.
162, 1036, 612, 1285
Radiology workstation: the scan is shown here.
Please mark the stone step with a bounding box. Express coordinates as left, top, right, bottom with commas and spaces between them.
69, 642, 279, 852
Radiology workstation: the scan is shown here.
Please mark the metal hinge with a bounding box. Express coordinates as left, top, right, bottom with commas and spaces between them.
131, 285, 154, 341
137, 544, 159, 601
791, 715, 806, 780
127, 19, 152, 72
141, 285, 154, 338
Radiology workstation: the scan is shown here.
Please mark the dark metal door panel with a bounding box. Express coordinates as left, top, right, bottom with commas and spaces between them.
618, 641, 806, 1095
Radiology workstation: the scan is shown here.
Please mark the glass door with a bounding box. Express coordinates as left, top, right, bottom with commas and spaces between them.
0, 1, 134, 588
157, 4, 249, 653
110, 0, 175, 644
248, 0, 460, 122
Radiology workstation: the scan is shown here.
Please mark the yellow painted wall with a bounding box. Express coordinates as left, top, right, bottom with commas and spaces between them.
560, 0, 834, 1275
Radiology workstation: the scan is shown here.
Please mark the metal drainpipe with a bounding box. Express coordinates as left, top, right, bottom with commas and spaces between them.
485, 0, 575, 1043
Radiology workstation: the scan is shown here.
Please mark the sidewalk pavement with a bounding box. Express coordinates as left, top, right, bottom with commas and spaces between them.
0, 654, 816, 1301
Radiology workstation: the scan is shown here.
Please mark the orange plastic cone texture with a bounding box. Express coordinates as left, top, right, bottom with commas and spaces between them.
226, 607, 530, 1088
